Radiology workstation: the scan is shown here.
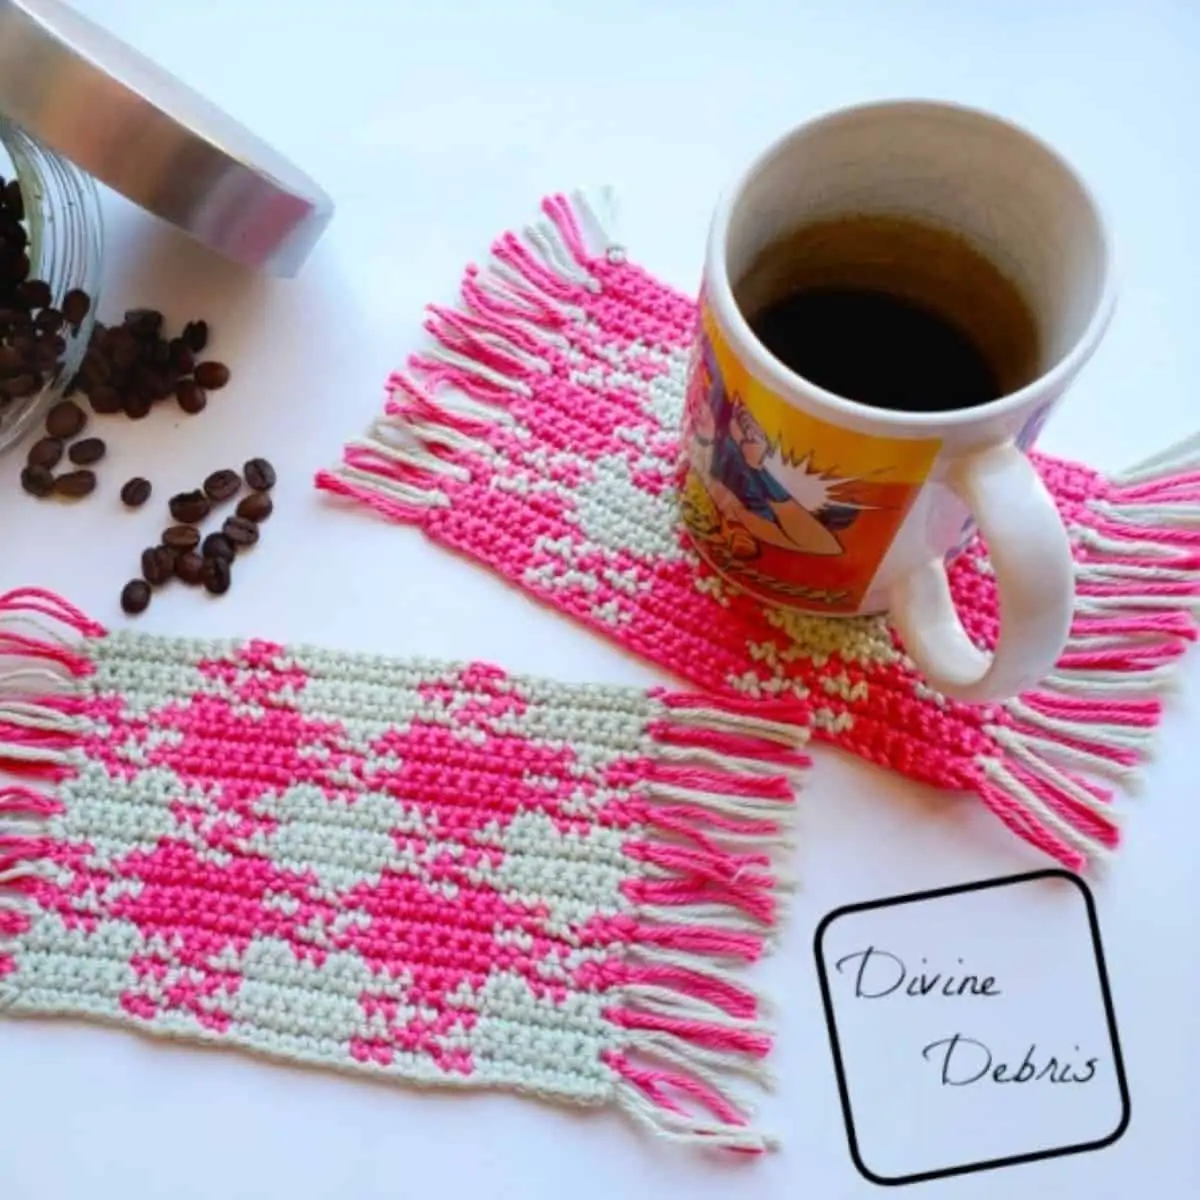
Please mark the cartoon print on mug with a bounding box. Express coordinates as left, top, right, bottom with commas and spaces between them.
684, 334, 861, 563
682, 301, 943, 613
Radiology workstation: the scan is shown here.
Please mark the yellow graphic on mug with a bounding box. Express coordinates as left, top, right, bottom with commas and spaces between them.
681, 299, 942, 613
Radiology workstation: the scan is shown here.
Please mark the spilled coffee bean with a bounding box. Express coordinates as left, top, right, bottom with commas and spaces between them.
141, 545, 175, 587
88, 385, 122, 414
68, 436, 106, 466
27, 437, 63, 469
243, 458, 276, 492
175, 380, 206, 414
168, 489, 210, 524
201, 556, 231, 595
222, 515, 260, 548
203, 468, 241, 503
181, 320, 208, 354
121, 477, 152, 507
53, 469, 96, 498
163, 524, 201, 551
202, 532, 235, 562
45, 400, 86, 439
20, 465, 53, 497
236, 491, 273, 523
120, 580, 151, 615
175, 551, 204, 585
194, 361, 230, 390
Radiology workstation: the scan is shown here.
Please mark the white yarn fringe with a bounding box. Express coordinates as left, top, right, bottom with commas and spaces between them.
980, 429, 1200, 867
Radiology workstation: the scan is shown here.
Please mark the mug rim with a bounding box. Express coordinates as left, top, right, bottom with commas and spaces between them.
705, 97, 1118, 430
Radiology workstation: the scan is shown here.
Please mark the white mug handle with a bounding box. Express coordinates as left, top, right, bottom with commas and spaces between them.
887, 442, 1075, 703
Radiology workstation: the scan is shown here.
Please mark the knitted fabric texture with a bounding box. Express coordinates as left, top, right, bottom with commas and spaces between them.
0, 588, 805, 1153
317, 190, 1200, 874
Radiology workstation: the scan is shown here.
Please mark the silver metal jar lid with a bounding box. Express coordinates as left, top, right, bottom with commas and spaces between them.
0, 0, 334, 277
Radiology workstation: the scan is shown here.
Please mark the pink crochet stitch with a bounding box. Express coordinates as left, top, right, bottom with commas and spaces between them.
0, 588, 804, 1153
317, 191, 1200, 873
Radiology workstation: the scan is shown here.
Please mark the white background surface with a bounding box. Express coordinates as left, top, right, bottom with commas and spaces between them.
0, 1, 1197, 1197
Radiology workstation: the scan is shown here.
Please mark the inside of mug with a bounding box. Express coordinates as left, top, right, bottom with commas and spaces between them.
724, 102, 1110, 391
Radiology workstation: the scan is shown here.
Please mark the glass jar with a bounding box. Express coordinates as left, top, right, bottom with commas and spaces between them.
0, 0, 330, 462
0, 115, 103, 458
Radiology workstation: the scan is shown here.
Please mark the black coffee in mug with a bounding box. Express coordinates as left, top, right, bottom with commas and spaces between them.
736, 214, 1041, 413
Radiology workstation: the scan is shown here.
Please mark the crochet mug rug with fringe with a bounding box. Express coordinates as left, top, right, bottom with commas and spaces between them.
0, 588, 806, 1153
317, 190, 1200, 874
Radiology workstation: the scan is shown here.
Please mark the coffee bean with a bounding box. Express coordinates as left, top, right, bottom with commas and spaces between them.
169, 489, 210, 524
68, 437, 106, 466
27, 437, 63, 469
141, 545, 176, 587
236, 491, 273, 523
222, 515, 260, 548
4, 180, 24, 221
88, 385, 122, 414
2, 252, 30, 283
34, 307, 63, 333
201, 556, 231, 595
109, 332, 139, 371
3, 374, 40, 399
15, 279, 51, 309
121, 579, 151, 615
204, 468, 241, 502
45, 399, 86, 439
124, 309, 163, 339
163, 524, 201, 550
182, 320, 209, 354
0, 307, 30, 328
0, 345, 22, 375
20, 465, 54, 497
79, 350, 111, 386
176, 380, 206, 414
243, 457, 276, 491
168, 339, 195, 374
132, 364, 164, 400
121, 477, 152, 507
175, 551, 205, 585
123, 395, 152, 420
194, 361, 230, 390
35, 337, 64, 369
53, 469, 96, 498
202, 532, 235, 562
62, 289, 90, 327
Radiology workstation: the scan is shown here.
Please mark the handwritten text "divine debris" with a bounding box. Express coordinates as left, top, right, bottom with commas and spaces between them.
834, 947, 1099, 1087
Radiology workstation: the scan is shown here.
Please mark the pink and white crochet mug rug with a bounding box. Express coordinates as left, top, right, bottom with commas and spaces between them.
317, 190, 1200, 874
0, 588, 805, 1153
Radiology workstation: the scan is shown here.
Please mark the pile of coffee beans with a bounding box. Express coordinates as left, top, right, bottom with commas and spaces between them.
19, 400, 104, 498
18, 308, 229, 504
72, 309, 229, 420
0, 177, 90, 414
120, 457, 276, 615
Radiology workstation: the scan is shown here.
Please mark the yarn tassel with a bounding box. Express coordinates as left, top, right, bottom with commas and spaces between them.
0, 588, 95, 980
315, 189, 620, 516
597, 692, 801, 1152
975, 434, 1200, 870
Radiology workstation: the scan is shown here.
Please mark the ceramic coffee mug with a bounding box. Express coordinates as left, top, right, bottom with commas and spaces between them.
680, 100, 1115, 703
